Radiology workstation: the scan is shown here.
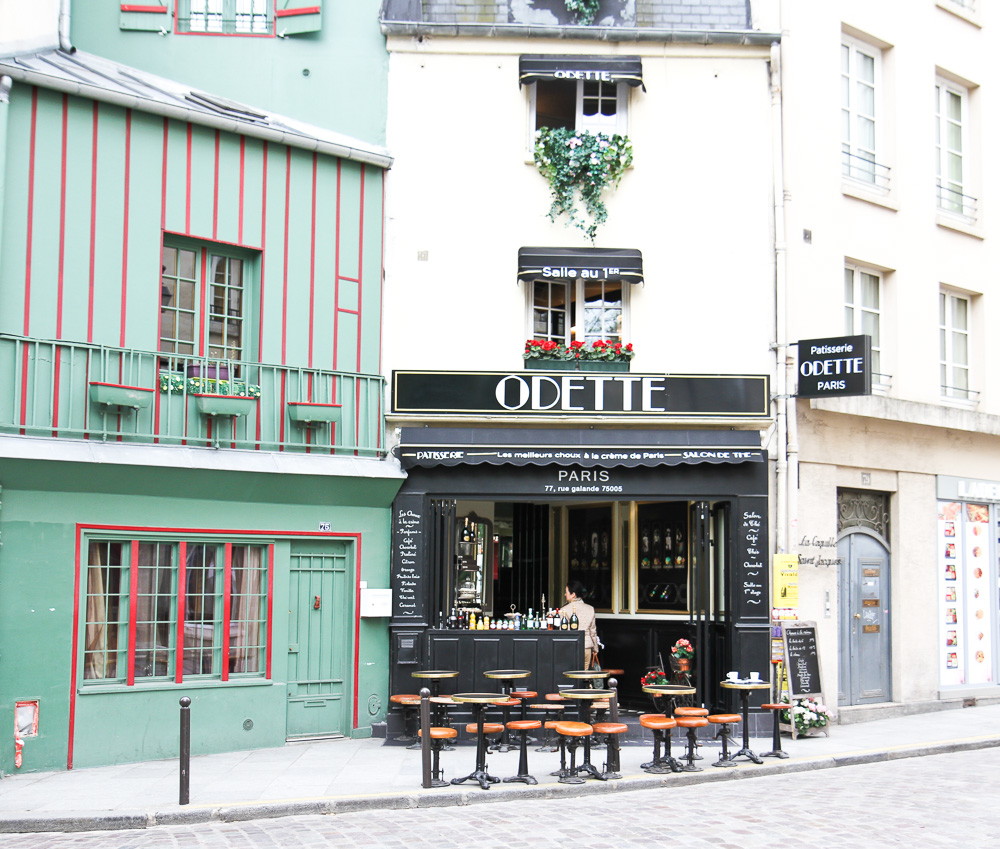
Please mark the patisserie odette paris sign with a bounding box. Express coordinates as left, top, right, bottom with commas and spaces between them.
796, 334, 872, 398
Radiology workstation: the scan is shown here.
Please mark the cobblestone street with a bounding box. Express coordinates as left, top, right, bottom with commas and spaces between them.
4, 747, 997, 848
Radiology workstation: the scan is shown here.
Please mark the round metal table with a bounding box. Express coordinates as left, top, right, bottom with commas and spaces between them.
720, 680, 770, 764
449, 693, 505, 790
558, 688, 614, 781
411, 669, 459, 697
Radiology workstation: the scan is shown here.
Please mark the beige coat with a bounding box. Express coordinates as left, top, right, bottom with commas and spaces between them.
559, 598, 598, 654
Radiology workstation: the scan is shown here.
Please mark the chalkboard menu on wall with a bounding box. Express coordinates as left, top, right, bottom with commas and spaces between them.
735, 498, 769, 620
782, 620, 823, 698
391, 494, 427, 622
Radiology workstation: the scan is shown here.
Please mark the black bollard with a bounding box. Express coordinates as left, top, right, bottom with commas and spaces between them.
419, 687, 432, 788
179, 696, 191, 805
607, 678, 621, 774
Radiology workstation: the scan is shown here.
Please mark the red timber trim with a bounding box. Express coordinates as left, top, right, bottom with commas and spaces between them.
119, 110, 132, 348
185, 123, 192, 233
121, 4, 168, 11
176, 540, 187, 683
308, 153, 317, 368
238, 137, 245, 244
266, 543, 275, 679
212, 130, 220, 239
87, 103, 99, 343
276, 6, 319, 16
20, 89, 38, 433
221, 542, 233, 681
53, 95, 69, 436
355, 165, 364, 372
68, 527, 84, 769
378, 171, 385, 452
353, 535, 362, 729
333, 159, 341, 371
155, 118, 168, 443
198, 248, 207, 356
281, 148, 291, 364
256, 144, 268, 447
126, 539, 140, 686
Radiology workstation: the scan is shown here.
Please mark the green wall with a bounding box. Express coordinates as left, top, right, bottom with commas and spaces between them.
0, 457, 400, 772
70, 0, 390, 146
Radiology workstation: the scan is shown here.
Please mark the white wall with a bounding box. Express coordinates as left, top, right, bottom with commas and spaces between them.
0, 0, 59, 55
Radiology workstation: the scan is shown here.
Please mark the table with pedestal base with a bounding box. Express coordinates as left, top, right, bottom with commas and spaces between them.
449, 693, 504, 790
559, 689, 614, 781
720, 680, 770, 764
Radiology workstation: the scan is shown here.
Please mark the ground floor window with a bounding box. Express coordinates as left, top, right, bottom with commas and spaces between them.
83, 537, 269, 686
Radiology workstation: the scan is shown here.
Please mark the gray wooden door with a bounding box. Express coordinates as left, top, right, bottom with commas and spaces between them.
838, 529, 892, 705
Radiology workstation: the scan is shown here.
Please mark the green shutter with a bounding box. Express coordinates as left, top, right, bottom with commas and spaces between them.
119, 2, 172, 32
276, 0, 321, 35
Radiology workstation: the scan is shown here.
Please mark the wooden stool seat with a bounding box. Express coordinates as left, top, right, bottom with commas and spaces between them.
640, 713, 677, 731
674, 706, 709, 717
390, 694, 421, 745
677, 716, 708, 772
467, 722, 504, 735
676, 716, 709, 728
708, 713, 741, 725
554, 721, 593, 737
491, 698, 519, 707
507, 719, 542, 731
512, 690, 538, 700
760, 703, 789, 759
390, 694, 419, 704
545, 692, 567, 701
418, 727, 458, 740
592, 722, 628, 735
707, 713, 742, 767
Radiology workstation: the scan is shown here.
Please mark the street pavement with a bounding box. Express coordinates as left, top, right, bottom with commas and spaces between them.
1, 702, 999, 839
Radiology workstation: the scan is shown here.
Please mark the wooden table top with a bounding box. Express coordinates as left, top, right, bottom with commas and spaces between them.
560, 688, 614, 700
642, 684, 696, 696
563, 669, 609, 679
411, 670, 459, 679
720, 680, 770, 690
483, 669, 532, 678
451, 692, 504, 704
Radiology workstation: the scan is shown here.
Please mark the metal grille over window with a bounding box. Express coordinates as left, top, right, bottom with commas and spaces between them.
837, 489, 889, 539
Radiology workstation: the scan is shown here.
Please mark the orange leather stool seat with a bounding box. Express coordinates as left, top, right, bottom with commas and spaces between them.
466, 722, 504, 735
707, 713, 742, 767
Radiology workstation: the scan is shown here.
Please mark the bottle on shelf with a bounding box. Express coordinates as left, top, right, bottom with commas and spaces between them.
449, 607, 458, 629
438, 610, 445, 629
560, 615, 569, 630
469, 611, 476, 630
569, 611, 579, 630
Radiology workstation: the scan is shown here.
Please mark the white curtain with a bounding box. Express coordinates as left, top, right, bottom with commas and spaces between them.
229, 545, 263, 673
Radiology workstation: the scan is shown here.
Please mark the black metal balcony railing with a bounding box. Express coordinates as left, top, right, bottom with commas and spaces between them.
0, 334, 385, 456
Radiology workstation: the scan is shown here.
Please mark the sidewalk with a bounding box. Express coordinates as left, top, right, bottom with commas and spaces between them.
2, 702, 999, 834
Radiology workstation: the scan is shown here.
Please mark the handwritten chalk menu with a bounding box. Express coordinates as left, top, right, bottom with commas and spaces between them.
391, 495, 426, 621
782, 621, 823, 698
735, 498, 768, 619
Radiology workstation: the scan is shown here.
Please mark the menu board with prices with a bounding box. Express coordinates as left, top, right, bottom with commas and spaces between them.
937, 501, 994, 686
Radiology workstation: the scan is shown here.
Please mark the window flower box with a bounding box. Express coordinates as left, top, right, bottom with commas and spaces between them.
287, 402, 342, 425
88, 382, 154, 410
192, 394, 257, 417
523, 339, 634, 372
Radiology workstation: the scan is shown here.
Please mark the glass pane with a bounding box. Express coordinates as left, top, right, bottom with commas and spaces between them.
844, 306, 854, 333
184, 545, 219, 676
134, 542, 174, 680
177, 280, 196, 312
948, 123, 963, 153
954, 366, 969, 391
861, 272, 879, 309
871, 349, 881, 376
948, 90, 962, 121
857, 83, 874, 118
940, 293, 946, 323
953, 331, 968, 365
841, 43, 850, 74
841, 77, 850, 111
162, 246, 177, 273
940, 327, 946, 360
844, 268, 854, 305
83, 541, 124, 682
858, 51, 875, 85
953, 297, 968, 330
858, 116, 875, 149
178, 248, 196, 280
861, 311, 879, 345
533, 309, 548, 335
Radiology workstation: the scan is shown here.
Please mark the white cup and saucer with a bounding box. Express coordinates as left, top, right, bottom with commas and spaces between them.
748, 671, 761, 682
726, 671, 740, 682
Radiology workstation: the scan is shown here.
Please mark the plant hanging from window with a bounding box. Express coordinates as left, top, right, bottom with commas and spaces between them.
533, 128, 633, 242
564, 0, 601, 25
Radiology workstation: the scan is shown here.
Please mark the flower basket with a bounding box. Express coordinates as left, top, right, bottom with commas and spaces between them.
523, 339, 634, 371
193, 394, 257, 417
88, 382, 154, 410
287, 402, 342, 425
780, 697, 830, 737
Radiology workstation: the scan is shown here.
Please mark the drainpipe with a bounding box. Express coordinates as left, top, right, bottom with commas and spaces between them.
59, 0, 75, 54
0, 76, 11, 274
770, 41, 790, 557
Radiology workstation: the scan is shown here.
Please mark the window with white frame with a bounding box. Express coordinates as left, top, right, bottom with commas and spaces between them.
844, 265, 883, 380
530, 277, 626, 345
83, 537, 268, 685
841, 35, 888, 188
935, 78, 975, 218
160, 239, 253, 365
940, 290, 971, 399
531, 79, 629, 136
177, 0, 272, 34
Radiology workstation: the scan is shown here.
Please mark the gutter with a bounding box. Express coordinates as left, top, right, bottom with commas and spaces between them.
0, 61, 393, 169
0, 76, 10, 274
59, 0, 75, 54
379, 21, 781, 46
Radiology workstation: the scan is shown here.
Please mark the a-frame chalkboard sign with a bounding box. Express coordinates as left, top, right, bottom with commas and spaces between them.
780, 620, 830, 739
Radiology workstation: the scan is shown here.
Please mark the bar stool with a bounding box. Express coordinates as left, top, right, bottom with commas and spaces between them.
589, 699, 610, 749
389, 694, 421, 747
510, 690, 538, 721
466, 719, 505, 752
552, 721, 592, 785
639, 713, 679, 774
675, 715, 709, 772
417, 726, 458, 787
760, 703, 790, 759
503, 718, 542, 785
674, 706, 708, 760
530, 703, 565, 752
488, 697, 520, 752
591, 721, 627, 779
430, 696, 457, 750
707, 712, 742, 767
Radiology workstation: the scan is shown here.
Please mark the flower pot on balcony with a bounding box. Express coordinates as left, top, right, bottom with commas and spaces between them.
193, 393, 256, 417
577, 360, 630, 372
186, 364, 230, 380
287, 402, 342, 425
89, 382, 154, 410
524, 359, 577, 371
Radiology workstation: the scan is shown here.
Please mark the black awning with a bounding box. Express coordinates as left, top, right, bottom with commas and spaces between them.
396, 428, 763, 470
519, 55, 645, 90
517, 247, 643, 284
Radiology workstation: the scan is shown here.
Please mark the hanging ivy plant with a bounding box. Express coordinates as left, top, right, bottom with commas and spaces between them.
564, 0, 601, 25
533, 127, 633, 242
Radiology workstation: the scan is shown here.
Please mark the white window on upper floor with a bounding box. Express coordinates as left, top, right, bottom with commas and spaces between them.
940, 289, 973, 401
531, 79, 629, 136
841, 35, 889, 190
178, 0, 272, 34
529, 276, 628, 346
935, 77, 977, 220
844, 264, 884, 384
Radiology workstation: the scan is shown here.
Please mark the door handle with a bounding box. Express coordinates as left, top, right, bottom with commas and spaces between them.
854, 613, 861, 619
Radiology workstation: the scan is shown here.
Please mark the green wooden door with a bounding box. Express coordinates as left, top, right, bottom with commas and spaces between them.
286, 542, 352, 739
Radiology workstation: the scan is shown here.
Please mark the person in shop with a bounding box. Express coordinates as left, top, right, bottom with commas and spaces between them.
560, 580, 599, 669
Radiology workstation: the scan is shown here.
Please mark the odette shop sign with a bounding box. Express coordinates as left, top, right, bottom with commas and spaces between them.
796, 335, 872, 398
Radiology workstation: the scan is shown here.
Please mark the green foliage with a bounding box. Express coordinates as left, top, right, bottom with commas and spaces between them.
564, 0, 601, 25
533, 128, 633, 242
159, 374, 261, 398
523, 339, 634, 362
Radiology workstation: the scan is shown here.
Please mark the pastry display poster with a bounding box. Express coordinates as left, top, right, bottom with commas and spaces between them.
938, 501, 993, 686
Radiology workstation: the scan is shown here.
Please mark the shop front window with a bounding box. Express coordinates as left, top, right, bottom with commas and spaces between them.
531, 278, 625, 345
